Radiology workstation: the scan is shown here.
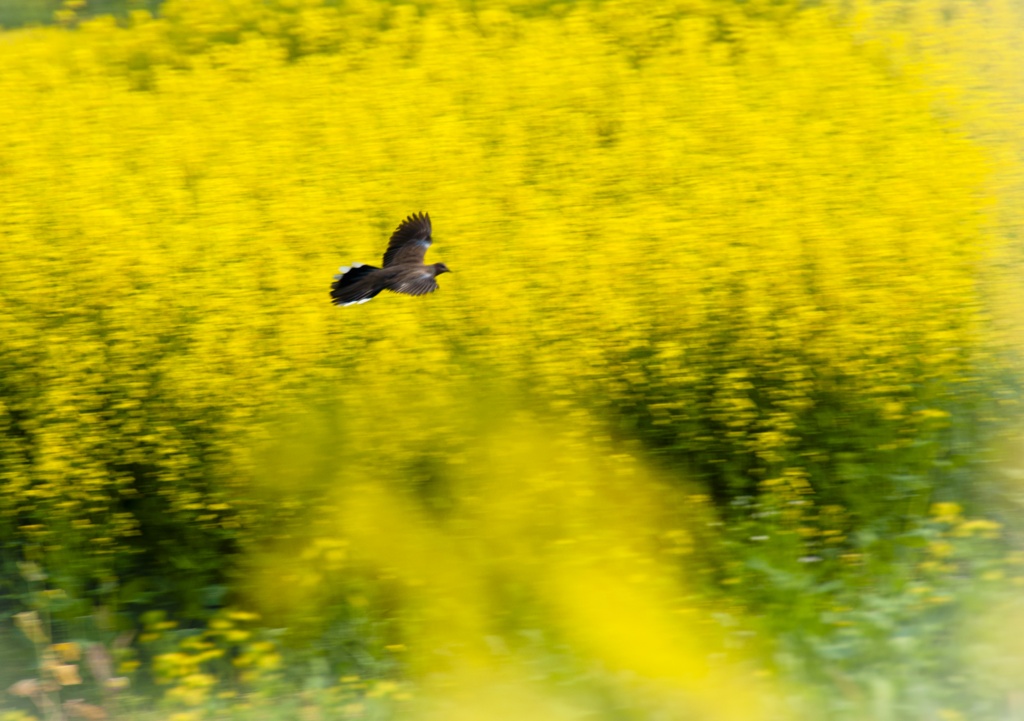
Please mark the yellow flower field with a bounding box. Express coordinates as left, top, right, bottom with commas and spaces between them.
0, 0, 1022, 718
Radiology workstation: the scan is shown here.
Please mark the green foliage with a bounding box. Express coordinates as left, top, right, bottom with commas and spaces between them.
0, 0, 158, 28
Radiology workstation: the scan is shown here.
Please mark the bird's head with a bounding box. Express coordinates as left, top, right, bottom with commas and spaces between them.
434, 262, 452, 275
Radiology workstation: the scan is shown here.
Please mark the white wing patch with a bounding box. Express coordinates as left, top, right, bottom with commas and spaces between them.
338, 296, 375, 307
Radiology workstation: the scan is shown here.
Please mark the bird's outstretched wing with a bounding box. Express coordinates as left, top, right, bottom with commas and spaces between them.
388, 271, 439, 297
383, 212, 432, 267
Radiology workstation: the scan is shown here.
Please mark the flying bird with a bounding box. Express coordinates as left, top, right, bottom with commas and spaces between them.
330, 212, 450, 306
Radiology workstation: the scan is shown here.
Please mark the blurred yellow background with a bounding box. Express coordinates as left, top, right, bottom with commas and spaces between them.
0, 0, 1023, 719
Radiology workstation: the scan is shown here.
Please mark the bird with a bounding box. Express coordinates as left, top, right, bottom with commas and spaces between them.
330, 212, 450, 306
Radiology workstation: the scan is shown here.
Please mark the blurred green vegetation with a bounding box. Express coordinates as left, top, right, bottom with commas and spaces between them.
0, 0, 1023, 718
0, 0, 154, 27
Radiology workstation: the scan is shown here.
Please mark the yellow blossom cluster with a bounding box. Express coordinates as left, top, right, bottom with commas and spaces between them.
143, 608, 282, 709
0, 0, 1016, 591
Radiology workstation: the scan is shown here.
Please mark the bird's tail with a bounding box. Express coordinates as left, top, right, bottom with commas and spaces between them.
330, 263, 382, 306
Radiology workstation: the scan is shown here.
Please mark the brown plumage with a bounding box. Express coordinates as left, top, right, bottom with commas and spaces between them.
330, 212, 451, 306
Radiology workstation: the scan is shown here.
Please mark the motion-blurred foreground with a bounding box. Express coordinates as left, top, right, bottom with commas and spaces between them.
1, 0, 1023, 718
